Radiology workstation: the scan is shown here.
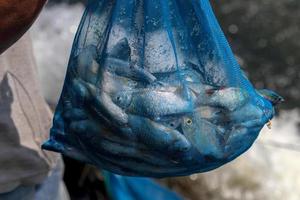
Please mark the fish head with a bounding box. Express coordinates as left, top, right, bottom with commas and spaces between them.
182, 112, 225, 159
157, 116, 183, 130
182, 115, 197, 135
257, 89, 284, 106
112, 90, 133, 109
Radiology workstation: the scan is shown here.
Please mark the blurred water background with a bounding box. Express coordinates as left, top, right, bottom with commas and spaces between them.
30, 1, 300, 199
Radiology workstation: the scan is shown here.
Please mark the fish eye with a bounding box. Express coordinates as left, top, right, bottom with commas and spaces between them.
114, 92, 132, 108
186, 118, 193, 125
169, 122, 178, 128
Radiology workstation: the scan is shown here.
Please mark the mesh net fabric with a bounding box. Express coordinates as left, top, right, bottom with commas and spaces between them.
43, 0, 277, 177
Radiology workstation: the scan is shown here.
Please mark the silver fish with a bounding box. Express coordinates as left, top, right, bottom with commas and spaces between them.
182, 111, 225, 159
112, 86, 194, 120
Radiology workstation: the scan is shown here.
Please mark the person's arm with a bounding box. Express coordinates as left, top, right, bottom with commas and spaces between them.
0, 0, 46, 54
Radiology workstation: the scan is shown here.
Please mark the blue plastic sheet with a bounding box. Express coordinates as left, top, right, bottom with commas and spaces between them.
43, 0, 282, 177
103, 171, 182, 200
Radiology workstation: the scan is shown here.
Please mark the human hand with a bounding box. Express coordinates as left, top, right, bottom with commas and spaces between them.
0, 0, 46, 54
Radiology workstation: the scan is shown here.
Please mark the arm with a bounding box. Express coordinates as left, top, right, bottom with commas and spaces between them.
0, 0, 46, 54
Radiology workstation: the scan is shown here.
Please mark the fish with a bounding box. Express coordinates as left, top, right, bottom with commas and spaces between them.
112, 86, 194, 120
181, 111, 226, 159
71, 38, 161, 125
191, 86, 250, 111
75, 39, 157, 84
257, 89, 284, 106
127, 114, 192, 154
104, 38, 157, 84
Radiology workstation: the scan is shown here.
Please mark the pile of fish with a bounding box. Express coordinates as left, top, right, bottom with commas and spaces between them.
43, 0, 282, 177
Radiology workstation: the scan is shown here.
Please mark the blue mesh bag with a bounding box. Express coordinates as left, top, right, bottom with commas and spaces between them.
43, 0, 283, 177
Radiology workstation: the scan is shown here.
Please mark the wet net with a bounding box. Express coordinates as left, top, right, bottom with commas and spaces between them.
43, 0, 280, 177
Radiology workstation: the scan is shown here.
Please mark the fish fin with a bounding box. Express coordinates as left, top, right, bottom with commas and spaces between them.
174, 85, 193, 102
131, 67, 157, 83
109, 38, 131, 61
205, 86, 224, 96
186, 61, 205, 79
